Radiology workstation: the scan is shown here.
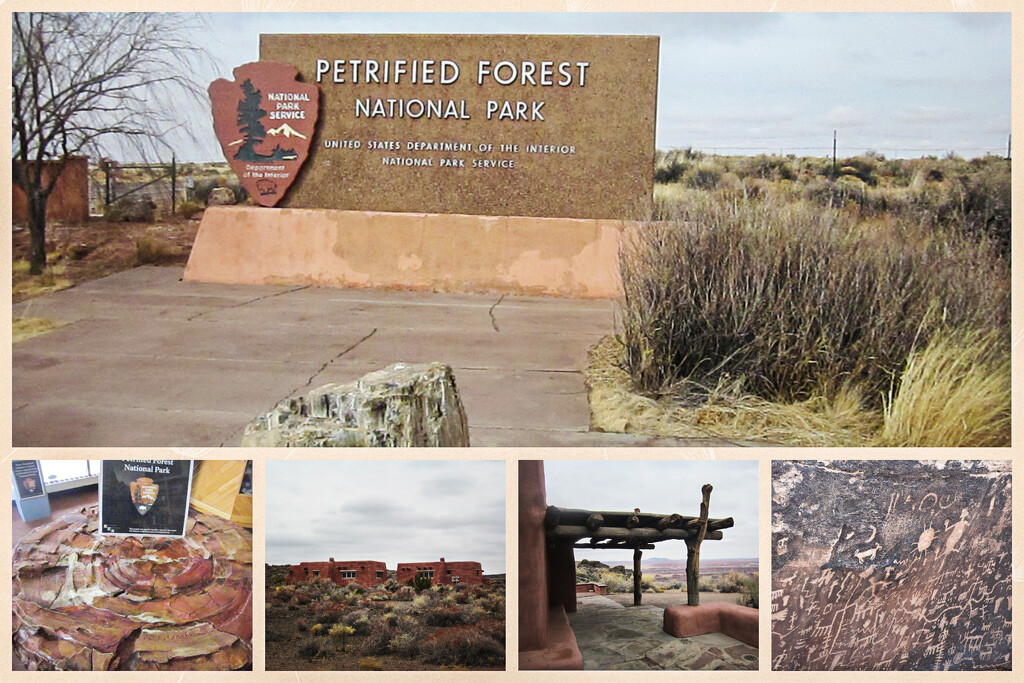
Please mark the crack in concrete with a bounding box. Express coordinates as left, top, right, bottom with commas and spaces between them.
300, 327, 378, 389
186, 285, 310, 321
488, 294, 506, 332
217, 327, 378, 447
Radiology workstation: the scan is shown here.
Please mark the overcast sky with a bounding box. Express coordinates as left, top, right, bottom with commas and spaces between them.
172, 11, 1010, 161
265, 460, 506, 573
542, 459, 758, 564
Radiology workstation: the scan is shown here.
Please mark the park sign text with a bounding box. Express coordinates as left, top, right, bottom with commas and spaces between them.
260, 34, 659, 220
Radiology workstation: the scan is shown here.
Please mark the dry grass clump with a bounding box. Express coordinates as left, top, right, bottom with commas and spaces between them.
876, 330, 1010, 447
13, 317, 68, 343
12, 258, 72, 301
586, 337, 877, 447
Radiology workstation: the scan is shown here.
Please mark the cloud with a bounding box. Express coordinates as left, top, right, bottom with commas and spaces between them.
266, 460, 506, 571
823, 106, 869, 129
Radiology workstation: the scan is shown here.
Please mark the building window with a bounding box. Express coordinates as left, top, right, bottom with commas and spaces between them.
312, 570, 320, 577
340, 570, 357, 579
417, 570, 435, 579
376, 571, 384, 579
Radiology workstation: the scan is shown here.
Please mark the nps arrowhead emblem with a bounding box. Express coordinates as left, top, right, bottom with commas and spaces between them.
209, 62, 319, 207
129, 477, 160, 516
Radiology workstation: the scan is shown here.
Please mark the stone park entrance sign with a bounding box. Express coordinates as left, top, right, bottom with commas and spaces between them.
186, 33, 660, 297
260, 34, 658, 219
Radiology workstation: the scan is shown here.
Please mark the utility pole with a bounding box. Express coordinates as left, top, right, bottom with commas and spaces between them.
1007, 133, 1011, 160
832, 130, 838, 177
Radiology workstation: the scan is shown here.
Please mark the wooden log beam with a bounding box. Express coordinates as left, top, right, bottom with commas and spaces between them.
585, 513, 604, 532
686, 484, 713, 607
655, 513, 683, 531
544, 506, 731, 530
547, 525, 724, 543
573, 543, 655, 550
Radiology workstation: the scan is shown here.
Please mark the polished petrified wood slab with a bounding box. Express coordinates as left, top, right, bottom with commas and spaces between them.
12, 505, 252, 671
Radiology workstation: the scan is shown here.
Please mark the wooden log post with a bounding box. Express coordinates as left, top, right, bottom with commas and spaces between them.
633, 547, 643, 606
685, 484, 713, 607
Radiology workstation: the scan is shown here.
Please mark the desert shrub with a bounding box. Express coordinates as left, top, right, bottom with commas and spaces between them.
361, 618, 396, 655
342, 609, 371, 635
390, 632, 421, 658
294, 617, 310, 632
738, 574, 759, 609
383, 578, 402, 591
425, 605, 473, 627
421, 626, 505, 667
597, 571, 630, 594
411, 593, 438, 612
328, 624, 355, 651
393, 586, 415, 601
310, 623, 325, 635
619, 192, 1007, 408
698, 577, 715, 592
439, 663, 470, 671
177, 200, 203, 219
715, 572, 752, 593
312, 603, 344, 625
476, 592, 505, 615
454, 590, 471, 604
298, 635, 334, 660
134, 237, 173, 265
685, 166, 721, 189
358, 657, 385, 671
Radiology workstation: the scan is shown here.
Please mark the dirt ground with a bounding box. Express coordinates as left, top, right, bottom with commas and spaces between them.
12, 216, 200, 303
603, 590, 743, 609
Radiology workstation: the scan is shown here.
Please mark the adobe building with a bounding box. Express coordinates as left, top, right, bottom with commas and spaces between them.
286, 558, 386, 587
395, 558, 489, 587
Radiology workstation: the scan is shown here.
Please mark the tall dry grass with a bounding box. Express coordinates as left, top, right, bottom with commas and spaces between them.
619, 190, 1008, 410
876, 329, 1010, 447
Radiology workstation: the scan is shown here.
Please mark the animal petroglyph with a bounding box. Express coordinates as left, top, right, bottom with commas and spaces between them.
772, 460, 1011, 671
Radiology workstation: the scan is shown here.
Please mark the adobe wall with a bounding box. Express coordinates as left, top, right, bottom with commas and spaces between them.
12, 157, 90, 224
287, 559, 387, 587
395, 558, 488, 586
518, 460, 550, 652
183, 207, 626, 299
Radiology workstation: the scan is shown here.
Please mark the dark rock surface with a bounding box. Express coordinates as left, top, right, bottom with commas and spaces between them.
771, 460, 1011, 671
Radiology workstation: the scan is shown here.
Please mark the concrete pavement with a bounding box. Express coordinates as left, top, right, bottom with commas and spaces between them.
13, 266, 742, 447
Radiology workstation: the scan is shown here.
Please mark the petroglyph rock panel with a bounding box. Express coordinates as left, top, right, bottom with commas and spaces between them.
243, 361, 470, 447
771, 460, 1011, 671
12, 505, 253, 671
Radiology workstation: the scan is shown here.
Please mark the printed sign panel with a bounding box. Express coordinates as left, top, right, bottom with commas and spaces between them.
259, 33, 659, 219
12, 460, 45, 500
99, 460, 194, 537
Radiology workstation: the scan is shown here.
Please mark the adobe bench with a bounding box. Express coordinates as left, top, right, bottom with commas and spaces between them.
663, 602, 758, 647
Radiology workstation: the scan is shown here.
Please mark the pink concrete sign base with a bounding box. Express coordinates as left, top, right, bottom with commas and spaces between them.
663, 602, 759, 647
184, 207, 627, 298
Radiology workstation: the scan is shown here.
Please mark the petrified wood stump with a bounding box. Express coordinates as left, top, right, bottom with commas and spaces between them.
12, 505, 252, 671
242, 361, 470, 447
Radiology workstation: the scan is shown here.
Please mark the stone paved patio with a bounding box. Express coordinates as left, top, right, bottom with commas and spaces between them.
567, 594, 758, 670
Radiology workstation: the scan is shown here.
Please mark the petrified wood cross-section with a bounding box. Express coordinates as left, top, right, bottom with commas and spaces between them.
12, 505, 253, 671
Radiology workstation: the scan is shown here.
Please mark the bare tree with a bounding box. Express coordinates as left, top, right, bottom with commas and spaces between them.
12, 13, 209, 274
